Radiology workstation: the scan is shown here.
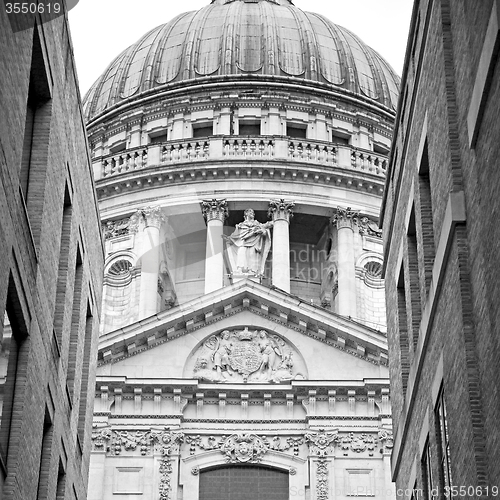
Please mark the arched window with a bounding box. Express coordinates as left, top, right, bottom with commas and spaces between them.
199, 466, 289, 500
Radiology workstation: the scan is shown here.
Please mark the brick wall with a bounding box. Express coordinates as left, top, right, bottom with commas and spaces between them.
0, 9, 103, 499
382, 0, 500, 492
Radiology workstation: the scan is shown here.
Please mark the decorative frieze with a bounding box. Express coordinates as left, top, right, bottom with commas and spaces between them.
339, 432, 376, 456
201, 198, 229, 223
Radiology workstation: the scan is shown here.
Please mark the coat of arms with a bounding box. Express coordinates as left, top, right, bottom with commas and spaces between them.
191, 328, 301, 383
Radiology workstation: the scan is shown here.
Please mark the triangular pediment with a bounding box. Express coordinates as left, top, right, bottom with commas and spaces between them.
98, 280, 388, 375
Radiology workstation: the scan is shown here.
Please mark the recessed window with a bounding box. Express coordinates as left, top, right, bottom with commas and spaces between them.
332, 131, 350, 145
149, 131, 168, 144
109, 142, 126, 154
287, 123, 306, 139
373, 144, 389, 155
193, 122, 213, 138
239, 121, 261, 136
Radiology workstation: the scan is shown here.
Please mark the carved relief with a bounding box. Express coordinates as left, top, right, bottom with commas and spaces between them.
358, 216, 382, 238
316, 459, 330, 500
151, 430, 184, 500
305, 429, 338, 457
91, 426, 111, 451
103, 217, 134, 239
221, 434, 268, 463
378, 428, 393, 451
189, 328, 306, 383
182, 433, 304, 460
339, 432, 376, 456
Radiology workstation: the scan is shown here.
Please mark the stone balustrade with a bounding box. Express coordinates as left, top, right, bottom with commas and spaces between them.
223, 137, 274, 159
161, 140, 210, 163
96, 136, 387, 181
288, 140, 336, 164
102, 146, 148, 177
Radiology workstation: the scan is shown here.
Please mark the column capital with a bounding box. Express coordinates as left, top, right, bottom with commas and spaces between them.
268, 199, 295, 222
331, 206, 359, 230
201, 198, 229, 223
130, 206, 166, 230
142, 206, 165, 229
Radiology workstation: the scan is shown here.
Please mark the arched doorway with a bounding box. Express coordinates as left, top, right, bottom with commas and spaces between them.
199, 465, 289, 500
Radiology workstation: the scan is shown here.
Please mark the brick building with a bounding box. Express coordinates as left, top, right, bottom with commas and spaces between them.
0, 8, 103, 500
381, 0, 500, 496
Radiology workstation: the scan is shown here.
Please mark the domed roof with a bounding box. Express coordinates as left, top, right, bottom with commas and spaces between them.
83, 0, 400, 122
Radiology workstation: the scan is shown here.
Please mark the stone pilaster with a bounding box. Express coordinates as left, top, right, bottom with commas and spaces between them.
201, 199, 229, 294
138, 206, 165, 319
331, 206, 358, 318
268, 199, 294, 293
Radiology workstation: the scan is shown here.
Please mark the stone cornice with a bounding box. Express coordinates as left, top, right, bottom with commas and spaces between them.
97, 280, 388, 367
95, 160, 386, 201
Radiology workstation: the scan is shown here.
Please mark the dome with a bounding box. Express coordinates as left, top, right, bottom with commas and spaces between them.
83, 0, 400, 122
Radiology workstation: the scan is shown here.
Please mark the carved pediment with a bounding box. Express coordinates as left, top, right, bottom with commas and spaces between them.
187, 327, 307, 383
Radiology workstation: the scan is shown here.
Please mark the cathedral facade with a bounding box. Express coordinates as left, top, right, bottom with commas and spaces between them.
84, 1, 399, 499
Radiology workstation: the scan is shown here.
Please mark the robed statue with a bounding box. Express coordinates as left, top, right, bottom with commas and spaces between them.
224, 209, 273, 277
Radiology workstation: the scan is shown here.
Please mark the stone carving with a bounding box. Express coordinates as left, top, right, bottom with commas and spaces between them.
102, 217, 133, 239
330, 206, 360, 230
201, 198, 229, 222
182, 434, 303, 460
191, 466, 200, 475
305, 429, 338, 457
378, 428, 393, 450
151, 430, 184, 500
316, 459, 329, 500
358, 216, 382, 238
263, 436, 304, 455
129, 206, 166, 231
268, 199, 295, 222
339, 432, 377, 456
223, 208, 273, 277
220, 433, 268, 463
91, 426, 111, 450
111, 430, 151, 456
191, 328, 303, 383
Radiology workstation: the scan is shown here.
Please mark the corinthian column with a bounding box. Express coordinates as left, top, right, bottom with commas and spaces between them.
268, 199, 294, 293
138, 206, 165, 319
331, 207, 358, 318
201, 199, 228, 294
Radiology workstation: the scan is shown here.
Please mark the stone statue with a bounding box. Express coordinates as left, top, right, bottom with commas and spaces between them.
257, 330, 282, 379
224, 209, 273, 277
212, 330, 234, 377
193, 357, 224, 383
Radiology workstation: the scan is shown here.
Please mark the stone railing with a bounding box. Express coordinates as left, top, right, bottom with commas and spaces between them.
351, 149, 388, 175
223, 137, 274, 159
161, 140, 210, 163
95, 136, 387, 180
102, 146, 148, 177
288, 140, 337, 164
